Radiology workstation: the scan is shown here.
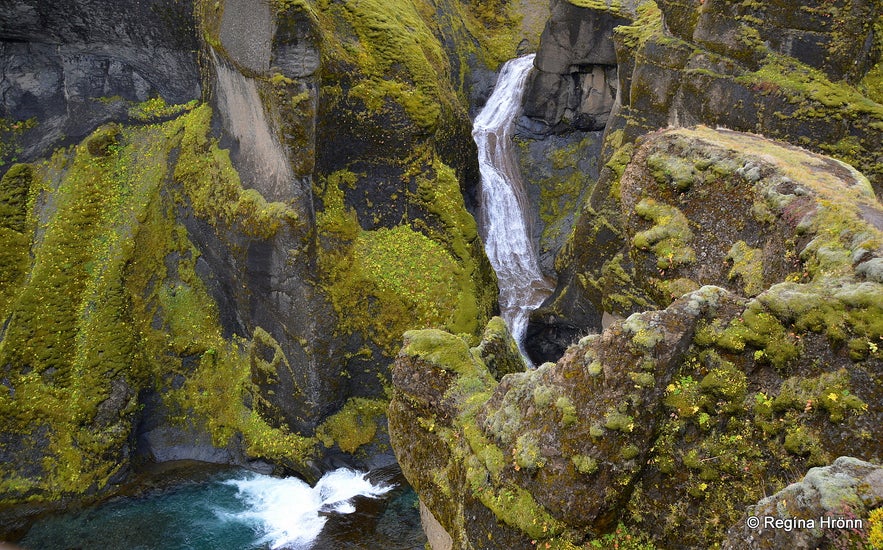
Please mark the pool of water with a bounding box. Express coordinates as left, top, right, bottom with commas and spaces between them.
18, 464, 426, 550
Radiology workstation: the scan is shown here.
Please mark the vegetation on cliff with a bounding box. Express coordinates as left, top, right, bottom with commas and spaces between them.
390, 127, 883, 549
0, 106, 315, 505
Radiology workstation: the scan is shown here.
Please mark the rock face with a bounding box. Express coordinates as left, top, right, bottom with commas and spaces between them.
389, 127, 883, 549
0, 0, 547, 533
0, 0, 201, 166
524, 0, 883, 362
722, 457, 883, 550
519, 0, 630, 135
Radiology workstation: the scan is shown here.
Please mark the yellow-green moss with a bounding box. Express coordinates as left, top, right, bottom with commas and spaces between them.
127, 97, 198, 122
726, 241, 764, 296
0, 106, 316, 503
572, 454, 599, 475
632, 198, 696, 269
0, 164, 34, 315
173, 105, 300, 239
316, 162, 491, 354
316, 397, 388, 453
0, 117, 37, 167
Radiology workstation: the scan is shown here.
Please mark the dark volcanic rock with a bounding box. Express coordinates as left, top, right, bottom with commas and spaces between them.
0, 0, 200, 168
520, 0, 631, 135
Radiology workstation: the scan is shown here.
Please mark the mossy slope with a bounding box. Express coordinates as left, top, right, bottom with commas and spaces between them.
0, 107, 315, 511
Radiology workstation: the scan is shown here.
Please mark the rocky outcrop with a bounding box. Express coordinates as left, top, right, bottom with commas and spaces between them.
0, 0, 200, 168
519, 0, 631, 135
524, 0, 883, 361
0, 0, 548, 534
389, 127, 883, 549
723, 457, 883, 550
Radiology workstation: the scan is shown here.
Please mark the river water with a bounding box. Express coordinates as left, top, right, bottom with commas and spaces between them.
18, 464, 425, 550
473, 54, 553, 362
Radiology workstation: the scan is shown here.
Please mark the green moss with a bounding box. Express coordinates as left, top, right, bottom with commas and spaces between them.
630, 371, 655, 388
0, 107, 316, 503
556, 396, 578, 426
621, 444, 640, 460
514, 433, 545, 470
664, 375, 702, 418
572, 454, 599, 475
647, 152, 696, 192
0, 117, 37, 167
605, 411, 635, 432
566, 0, 625, 16
400, 329, 483, 378
127, 97, 198, 122
533, 385, 556, 407
698, 355, 746, 406
734, 54, 883, 185
632, 198, 696, 269
783, 426, 820, 457
476, 483, 567, 540
317, 160, 492, 355
321, 223, 464, 353
772, 370, 867, 423
174, 105, 300, 239
0, 164, 34, 314
623, 314, 664, 349
316, 397, 388, 453
314, 0, 452, 131
726, 241, 764, 296
656, 277, 700, 302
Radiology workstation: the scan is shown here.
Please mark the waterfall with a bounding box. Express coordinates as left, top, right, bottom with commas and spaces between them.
473, 54, 553, 364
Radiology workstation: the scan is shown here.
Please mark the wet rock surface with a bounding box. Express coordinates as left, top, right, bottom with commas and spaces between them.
519, 0, 630, 135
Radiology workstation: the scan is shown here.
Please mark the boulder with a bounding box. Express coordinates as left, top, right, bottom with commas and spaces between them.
723, 457, 883, 550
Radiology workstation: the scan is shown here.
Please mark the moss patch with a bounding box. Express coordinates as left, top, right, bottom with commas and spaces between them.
316, 397, 388, 453
632, 198, 696, 269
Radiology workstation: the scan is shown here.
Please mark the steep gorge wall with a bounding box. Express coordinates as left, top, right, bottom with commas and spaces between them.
521, 0, 883, 362
0, 0, 545, 534
390, 126, 883, 549
389, 0, 883, 548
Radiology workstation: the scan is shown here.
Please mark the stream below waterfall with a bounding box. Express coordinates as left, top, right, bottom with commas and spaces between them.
473, 54, 554, 363
18, 464, 425, 550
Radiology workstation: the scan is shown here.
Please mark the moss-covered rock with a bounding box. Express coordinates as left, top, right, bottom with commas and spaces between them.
722, 457, 883, 550
0, 111, 315, 520
390, 126, 883, 549
528, 0, 882, 360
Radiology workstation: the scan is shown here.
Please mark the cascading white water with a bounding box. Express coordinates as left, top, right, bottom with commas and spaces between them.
473, 54, 554, 364
222, 468, 393, 550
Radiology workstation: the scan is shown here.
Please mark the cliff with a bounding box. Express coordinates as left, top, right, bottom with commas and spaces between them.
0, 0, 544, 534
521, 0, 883, 362
1, 0, 882, 547
389, 126, 883, 548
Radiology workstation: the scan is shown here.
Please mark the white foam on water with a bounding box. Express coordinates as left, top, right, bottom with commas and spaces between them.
221, 468, 393, 550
